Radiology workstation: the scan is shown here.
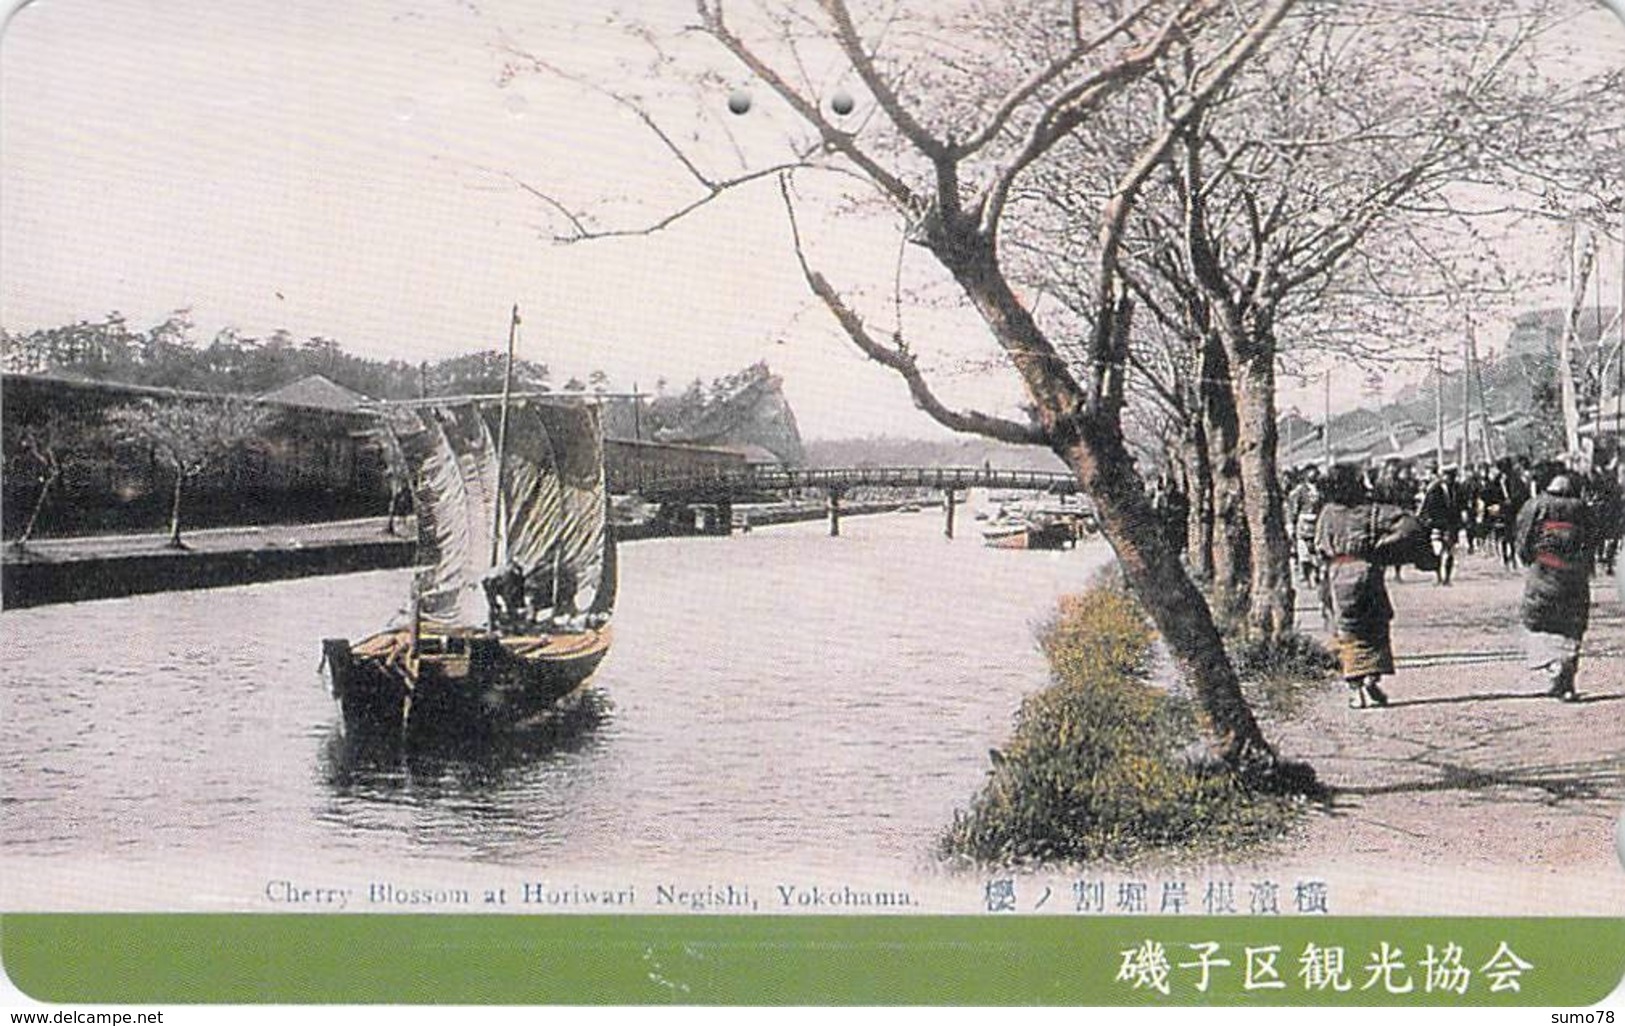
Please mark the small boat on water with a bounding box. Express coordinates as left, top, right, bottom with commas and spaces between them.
981, 514, 1077, 550
322, 309, 615, 746
981, 498, 1097, 550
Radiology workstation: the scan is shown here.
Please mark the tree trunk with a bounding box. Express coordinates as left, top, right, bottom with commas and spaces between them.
1200, 334, 1249, 629
15, 468, 59, 547
1182, 422, 1214, 582
1057, 419, 1276, 776
385, 483, 401, 536
167, 470, 186, 549
1558, 224, 1596, 456
1231, 345, 1295, 641
938, 251, 1278, 777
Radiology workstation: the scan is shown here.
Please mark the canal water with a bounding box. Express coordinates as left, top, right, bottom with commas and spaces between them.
1, 511, 1108, 907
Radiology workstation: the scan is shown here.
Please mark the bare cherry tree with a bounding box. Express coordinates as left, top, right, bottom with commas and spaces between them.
104, 397, 275, 549
1005, 0, 1622, 641
499, 0, 1300, 779
9, 410, 85, 549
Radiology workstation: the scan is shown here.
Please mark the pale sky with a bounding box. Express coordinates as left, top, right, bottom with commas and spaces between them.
3, 0, 1623, 435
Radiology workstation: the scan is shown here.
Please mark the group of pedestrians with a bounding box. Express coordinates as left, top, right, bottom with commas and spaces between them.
1281, 453, 1623, 708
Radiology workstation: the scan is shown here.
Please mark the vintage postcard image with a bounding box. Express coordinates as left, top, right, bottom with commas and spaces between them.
3, 0, 1624, 967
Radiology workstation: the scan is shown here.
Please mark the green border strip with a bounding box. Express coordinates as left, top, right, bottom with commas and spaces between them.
3, 915, 1621, 1005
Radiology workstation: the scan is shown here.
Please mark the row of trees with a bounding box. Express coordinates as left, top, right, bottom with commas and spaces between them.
11, 397, 275, 550
499, 0, 1621, 782
0, 312, 591, 399
1, 312, 799, 426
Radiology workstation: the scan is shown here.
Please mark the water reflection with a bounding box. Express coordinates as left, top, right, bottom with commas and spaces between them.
322, 688, 614, 790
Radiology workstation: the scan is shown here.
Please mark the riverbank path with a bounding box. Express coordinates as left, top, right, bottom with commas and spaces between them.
1257, 547, 1624, 914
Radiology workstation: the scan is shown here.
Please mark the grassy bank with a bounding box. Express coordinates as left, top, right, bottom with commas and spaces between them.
940, 578, 1314, 867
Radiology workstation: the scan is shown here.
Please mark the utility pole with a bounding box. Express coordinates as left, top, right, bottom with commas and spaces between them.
1434, 349, 1445, 471
1461, 322, 1472, 469
1469, 319, 1493, 463
1323, 368, 1332, 468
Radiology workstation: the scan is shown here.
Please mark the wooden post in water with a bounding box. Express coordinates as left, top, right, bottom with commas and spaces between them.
943, 488, 956, 539
827, 488, 842, 537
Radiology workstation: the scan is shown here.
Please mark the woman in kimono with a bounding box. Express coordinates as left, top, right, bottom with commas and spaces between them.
1315, 464, 1438, 708
1515, 474, 1593, 702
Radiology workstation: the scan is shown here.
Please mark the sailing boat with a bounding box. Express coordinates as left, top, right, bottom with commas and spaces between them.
321, 308, 616, 744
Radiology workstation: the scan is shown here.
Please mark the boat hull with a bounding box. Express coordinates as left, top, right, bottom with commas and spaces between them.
324, 627, 612, 746
981, 521, 1076, 550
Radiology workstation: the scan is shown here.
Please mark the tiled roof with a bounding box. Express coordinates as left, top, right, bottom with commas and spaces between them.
258, 374, 371, 411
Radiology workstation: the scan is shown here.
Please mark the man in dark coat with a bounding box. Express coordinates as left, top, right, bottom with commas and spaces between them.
1315, 463, 1439, 708
1516, 474, 1594, 701
1584, 463, 1622, 575
1418, 464, 1466, 585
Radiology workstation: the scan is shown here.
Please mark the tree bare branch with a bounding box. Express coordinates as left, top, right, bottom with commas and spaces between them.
777, 175, 1046, 446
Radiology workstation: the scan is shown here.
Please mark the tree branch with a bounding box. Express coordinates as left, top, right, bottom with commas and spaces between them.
777, 175, 1046, 446
1092, 0, 1297, 368
981, 0, 1213, 237
818, 0, 948, 160
956, 1, 1162, 158
698, 1, 919, 209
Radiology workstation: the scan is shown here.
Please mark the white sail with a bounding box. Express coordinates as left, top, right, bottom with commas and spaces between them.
529, 401, 607, 611
398, 407, 494, 629
402, 396, 607, 631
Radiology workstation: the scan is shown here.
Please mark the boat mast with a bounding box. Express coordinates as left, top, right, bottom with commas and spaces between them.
490, 303, 520, 568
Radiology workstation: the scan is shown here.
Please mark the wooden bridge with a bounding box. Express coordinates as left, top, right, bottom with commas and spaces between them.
632, 465, 1079, 501
626, 465, 1082, 539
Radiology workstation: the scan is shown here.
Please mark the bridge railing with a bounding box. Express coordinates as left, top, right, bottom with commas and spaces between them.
631, 465, 1082, 501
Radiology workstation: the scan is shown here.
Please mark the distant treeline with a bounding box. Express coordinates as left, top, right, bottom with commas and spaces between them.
0, 311, 787, 437
0, 310, 561, 399
3, 312, 821, 476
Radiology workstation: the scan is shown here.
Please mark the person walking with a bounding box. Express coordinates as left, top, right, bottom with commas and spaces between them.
1285, 465, 1324, 584
1515, 474, 1594, 702
1583, 461, 1621, 576
1418, 464, 1466, 585
1315, 463, 1439, 708
1483, 463, 1516, 569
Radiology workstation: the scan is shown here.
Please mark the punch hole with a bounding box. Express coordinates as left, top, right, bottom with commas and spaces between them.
727, 89, 752, 115
830, 90, 854, 116
504, 94, 528, 119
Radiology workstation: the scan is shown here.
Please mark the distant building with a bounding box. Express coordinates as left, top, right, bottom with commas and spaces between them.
258, 374, 373, 413
602, 438, 747, 496
1504, 306, 1616, 360
717, 443, 784, 469
2, 373, 389, 538
4, 371, 786, 539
